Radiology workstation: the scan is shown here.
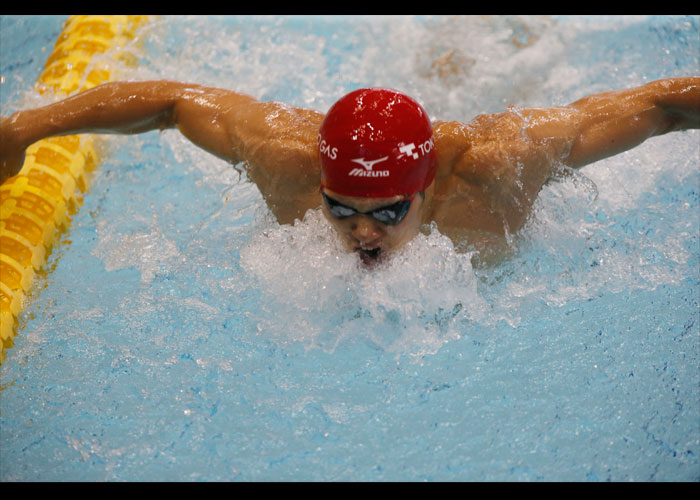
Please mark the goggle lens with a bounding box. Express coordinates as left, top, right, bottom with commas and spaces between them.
322, 193, 413, 226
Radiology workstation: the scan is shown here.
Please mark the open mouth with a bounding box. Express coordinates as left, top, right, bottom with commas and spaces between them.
357, 246, 383, 265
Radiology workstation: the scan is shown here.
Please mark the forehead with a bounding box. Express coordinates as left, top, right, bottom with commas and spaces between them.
323, 188, 405, 210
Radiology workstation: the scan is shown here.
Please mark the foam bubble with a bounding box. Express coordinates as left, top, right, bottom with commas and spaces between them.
240, 209, 487, 359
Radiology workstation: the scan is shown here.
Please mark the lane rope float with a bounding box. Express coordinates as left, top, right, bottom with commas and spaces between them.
0, 15, 152, 363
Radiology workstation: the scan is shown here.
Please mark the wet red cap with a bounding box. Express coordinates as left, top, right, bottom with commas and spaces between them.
318, 88, 437, 198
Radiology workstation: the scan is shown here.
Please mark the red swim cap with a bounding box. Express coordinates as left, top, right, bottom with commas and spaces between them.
318, 88, 437, 198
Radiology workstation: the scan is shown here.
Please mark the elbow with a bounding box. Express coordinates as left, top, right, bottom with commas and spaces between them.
653, 78, 700, 132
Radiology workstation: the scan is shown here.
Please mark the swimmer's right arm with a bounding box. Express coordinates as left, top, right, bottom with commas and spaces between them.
0, 80, 324, 188
0, 81, 251, 182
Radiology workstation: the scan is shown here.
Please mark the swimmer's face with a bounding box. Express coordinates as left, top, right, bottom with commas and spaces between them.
321, 188, 424, 265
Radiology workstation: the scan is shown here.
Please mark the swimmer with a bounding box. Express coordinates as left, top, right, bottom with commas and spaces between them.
1, 77, 698, 265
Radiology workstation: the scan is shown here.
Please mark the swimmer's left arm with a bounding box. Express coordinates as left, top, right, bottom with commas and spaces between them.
439, 77, 698, 231
536, 77, 700, 169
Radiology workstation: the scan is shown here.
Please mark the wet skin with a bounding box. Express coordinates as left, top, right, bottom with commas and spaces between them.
1, 78, 698, 264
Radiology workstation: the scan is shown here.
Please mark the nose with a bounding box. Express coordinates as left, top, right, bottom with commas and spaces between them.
351, 216, 383, 245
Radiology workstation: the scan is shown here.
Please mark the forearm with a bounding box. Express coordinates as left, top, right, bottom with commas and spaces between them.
6, 80, 191, 147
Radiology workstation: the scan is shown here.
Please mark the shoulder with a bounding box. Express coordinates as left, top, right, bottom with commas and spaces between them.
215, 99, 324, 188
222, 100, 325, 223
432, 113, 525, 184
434, 108, 577, 182
428, 109, 575, 231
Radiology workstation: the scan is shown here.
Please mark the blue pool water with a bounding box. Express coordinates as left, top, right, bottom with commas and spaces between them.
1, 15, 699, 481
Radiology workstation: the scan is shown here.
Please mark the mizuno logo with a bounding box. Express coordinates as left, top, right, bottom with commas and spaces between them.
348, 168, 390, 177
350, 156, 389, 171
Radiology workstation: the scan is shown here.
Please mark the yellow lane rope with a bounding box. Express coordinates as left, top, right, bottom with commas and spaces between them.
0, 15, 152, 363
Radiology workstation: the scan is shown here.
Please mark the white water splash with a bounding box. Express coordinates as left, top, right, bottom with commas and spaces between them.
240, 209, 487, 359
92, 213, 182, 284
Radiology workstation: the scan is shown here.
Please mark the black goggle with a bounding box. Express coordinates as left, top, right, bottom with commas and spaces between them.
322, 192, 415, 226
